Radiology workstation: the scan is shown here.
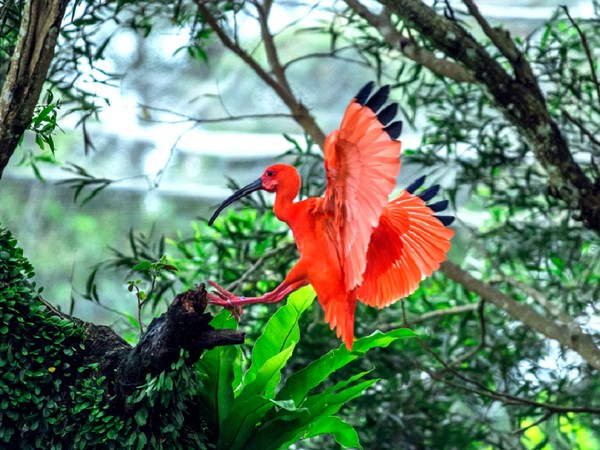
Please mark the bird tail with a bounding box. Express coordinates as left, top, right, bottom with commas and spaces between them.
357, 180, 454, 308
317, 289, 357, 351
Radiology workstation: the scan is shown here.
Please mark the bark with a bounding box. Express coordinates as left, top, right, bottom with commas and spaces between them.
66, 284, 244, 408
441, 261, 600, 371
0, 0, 69, 178
381, 0, 600, 234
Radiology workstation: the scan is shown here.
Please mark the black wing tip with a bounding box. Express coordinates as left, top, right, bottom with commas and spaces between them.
427, 199, 449, 213
406, 177, 454, 226
384, 120, 403, 140
405, 175, 426, 194
418, 184, 440, 202
377, 103, 398, 125
365, 85, 390, 113
355, 81, 401, 139
435, 215, 455, 226
355, 81, 375, 105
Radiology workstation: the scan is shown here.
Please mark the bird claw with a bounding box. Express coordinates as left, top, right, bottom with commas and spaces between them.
206, 281, 243, 320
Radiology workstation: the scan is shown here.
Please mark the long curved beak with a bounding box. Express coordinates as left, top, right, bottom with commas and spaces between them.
208, 178, 263, 225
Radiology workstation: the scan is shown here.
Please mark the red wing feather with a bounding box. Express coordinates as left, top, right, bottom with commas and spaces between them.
322, 100, 401, 291
357, 190, 454, 308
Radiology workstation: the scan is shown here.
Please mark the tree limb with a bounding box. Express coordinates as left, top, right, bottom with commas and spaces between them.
73, 284, 244, 407
344, 0, 475, 82
440, 261, 600, 371
194, 1, 326, 145
0, 0, 69, 178
381, 0, 600, 234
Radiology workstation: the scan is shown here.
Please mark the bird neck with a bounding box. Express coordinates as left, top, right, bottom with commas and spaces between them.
273, 172, 301, 222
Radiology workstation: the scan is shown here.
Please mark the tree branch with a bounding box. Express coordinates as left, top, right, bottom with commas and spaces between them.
379, 303, 479, 331
462, 0, 539, 90
194, 1, 326, 145
440, 261, 600, 371
75, 284, 244, 406
0, 0, 69, 178
381, 0, 600, 234
344, 0, 475, 82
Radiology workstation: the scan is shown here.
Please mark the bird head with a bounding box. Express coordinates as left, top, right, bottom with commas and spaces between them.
208, 164, 295, 225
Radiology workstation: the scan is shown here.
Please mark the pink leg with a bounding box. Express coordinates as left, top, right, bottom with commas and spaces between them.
207, 260, 309, 318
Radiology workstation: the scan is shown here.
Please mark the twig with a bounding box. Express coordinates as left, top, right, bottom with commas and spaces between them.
380, 303, 479, 331
225, 246, 293, 292
418, 337, 600, 415
560, 109, 600, 149
562, 6, 600, 109
138, 103, 294, 125
512, 411, 553, 435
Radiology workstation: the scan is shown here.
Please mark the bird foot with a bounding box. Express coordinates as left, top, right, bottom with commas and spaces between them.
206, 280, 244, 320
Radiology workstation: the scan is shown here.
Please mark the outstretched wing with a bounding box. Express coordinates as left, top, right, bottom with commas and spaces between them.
357, 184, 455, 307
322, 82, 403, 290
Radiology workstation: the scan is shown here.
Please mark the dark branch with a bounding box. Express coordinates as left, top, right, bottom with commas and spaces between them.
344, 0, 475, 82
71, 285, 244, 407
440, 261, 600, 371
381, 0, 600, 234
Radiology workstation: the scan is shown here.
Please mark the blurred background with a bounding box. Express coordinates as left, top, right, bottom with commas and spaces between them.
1, 0, 599, 448
2, 0, 590, 327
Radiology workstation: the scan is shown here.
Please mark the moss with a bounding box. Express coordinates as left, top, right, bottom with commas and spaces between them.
0, 226, 208, 449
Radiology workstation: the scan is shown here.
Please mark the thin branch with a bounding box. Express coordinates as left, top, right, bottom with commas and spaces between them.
562, 6, 600, 109
138, 103, 294, 125
380, 303, 479, 331
448, 299, 485, 367
418, 338, 600, 415
440, 261, 600, 371
194, 1, 326, 146
282, 49, 369, 72
561, 109, 600, 148
344, 0, 475, 82
512, 411, 553, 436
225, 246, 293, 292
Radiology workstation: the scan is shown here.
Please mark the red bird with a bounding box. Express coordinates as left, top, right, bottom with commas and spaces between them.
207, 82, 454, 349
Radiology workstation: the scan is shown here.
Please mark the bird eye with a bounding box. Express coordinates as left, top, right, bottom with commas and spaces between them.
266, 170, 274, 177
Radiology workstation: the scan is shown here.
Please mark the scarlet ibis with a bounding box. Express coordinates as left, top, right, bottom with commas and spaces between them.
207, 82, 454, 349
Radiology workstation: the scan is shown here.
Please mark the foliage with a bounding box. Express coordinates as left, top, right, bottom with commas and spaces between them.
1, 226, 416, 449
3, 0, 600, 449
0, 226, 207, 449
195, 286, 416, 449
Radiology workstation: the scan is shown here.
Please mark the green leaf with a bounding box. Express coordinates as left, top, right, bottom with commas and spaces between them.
196, 344, 241, 434
251, 378, 378, 450
219, 345, 296, 450
132, 261, 152, 271
303, 416, 362, 449
244, 286, 314, 389
277, 327, 416, 406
